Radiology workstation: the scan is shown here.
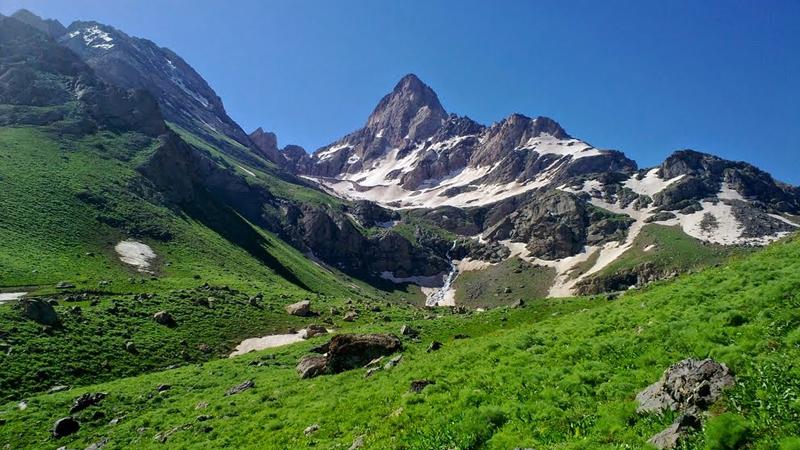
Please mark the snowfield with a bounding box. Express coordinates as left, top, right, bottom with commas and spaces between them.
115, 240, 157, 273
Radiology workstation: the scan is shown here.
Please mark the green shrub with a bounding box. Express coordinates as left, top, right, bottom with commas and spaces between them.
704, 413, 752, 449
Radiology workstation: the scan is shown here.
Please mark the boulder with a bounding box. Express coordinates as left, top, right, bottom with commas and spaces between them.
53, 416, 80, 438
20, 298, 59, 326
325, 334, 402, 374
343, 310, 358, 322
153, 311, 176, 327
427, 341, 443, 352
304, 424, 320, 435
303, 324, 328, 339
285, 300, 312, 317
297, 355, 327, 379
636, 358, 735, 414
55, 281, 75, 289
298, 334, 402, 378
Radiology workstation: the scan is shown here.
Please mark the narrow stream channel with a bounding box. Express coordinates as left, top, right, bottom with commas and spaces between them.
427, 240, 459, 307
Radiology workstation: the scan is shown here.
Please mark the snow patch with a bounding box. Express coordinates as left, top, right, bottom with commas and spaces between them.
623, 168, 685, 197
72, 25, 115, 50
317, 143, 352, 161
0, 292, 26, 305
115, 240, 156, 273
229, 331, 307, 357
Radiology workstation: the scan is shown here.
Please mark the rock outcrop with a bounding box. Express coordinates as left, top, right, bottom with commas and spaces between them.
297, 334, 402, 378
637, 359, 736, 449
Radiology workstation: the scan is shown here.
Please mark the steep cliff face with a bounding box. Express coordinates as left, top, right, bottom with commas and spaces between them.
56, 19, 252, 150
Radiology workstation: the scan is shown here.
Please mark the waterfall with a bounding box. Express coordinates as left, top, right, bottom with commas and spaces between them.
427, 240, 459, 307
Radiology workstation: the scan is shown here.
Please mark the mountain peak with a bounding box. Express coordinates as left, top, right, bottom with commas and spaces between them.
11, 9, 66, 38
365, 74, 447, 145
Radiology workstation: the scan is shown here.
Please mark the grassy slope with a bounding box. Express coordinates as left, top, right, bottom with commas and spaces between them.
588, 224, 745, 280
2, 235, 799, 449
453, 257, 555, 308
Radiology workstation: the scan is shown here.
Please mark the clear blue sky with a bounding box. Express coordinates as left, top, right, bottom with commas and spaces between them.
4, 0, 799, 183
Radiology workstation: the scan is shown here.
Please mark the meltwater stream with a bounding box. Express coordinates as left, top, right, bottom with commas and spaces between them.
426, 240, 459, 307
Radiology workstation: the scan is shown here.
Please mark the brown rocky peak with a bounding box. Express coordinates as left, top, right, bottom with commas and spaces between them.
249, 127, 282, 164
364, 74, 448, 146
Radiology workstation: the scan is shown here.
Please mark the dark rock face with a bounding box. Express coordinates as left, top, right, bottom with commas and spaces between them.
297, 334, 402, 378
483, 191, 633, 259
0, 16, 165, 135
575, 262, 679, 295
636, 358, 735, 415
658, 150, 800, 214
249, 127, 283, 164
11, 9, 66, 39
60, 20, 252, 149
20, 298, 59, 326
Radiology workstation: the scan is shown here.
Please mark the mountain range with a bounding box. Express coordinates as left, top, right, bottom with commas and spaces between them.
4, 8, 799, 306
2, 9, 800, 450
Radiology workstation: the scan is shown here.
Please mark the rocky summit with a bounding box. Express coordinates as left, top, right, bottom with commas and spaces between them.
0, 7, 798, 450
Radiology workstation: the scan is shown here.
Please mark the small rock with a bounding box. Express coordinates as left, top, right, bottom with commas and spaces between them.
53, 416, 80, 438
399, 325, 419, 338
364, 367, 381, 378
225, 380, 254, 396
156, 384, 171, 392
47, 385, 70, 394
648, 414, 701, 449
197, 343, 212, 353
196, 415, 213, 422
286, 300, 312, 317
85, 437, 109, 450
153, 311, 176, 327
125, 341, 138, 354
304, 424, 320, 435
426, 341, 442, 352
70, 392, 106, 413
410, 379, 435, 393
56, 281, 75, 289
195, 401, 208, 410
343, 310, 358, 322
349, 435, 365, 450
383, 354, 402, 370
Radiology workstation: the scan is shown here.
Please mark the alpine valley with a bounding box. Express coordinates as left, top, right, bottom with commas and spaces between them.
1, 9, 799, 450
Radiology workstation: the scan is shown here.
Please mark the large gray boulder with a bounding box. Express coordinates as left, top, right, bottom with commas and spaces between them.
285, 300, 312, 317
638, 359, 735, 448
636, 358, 735, 415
